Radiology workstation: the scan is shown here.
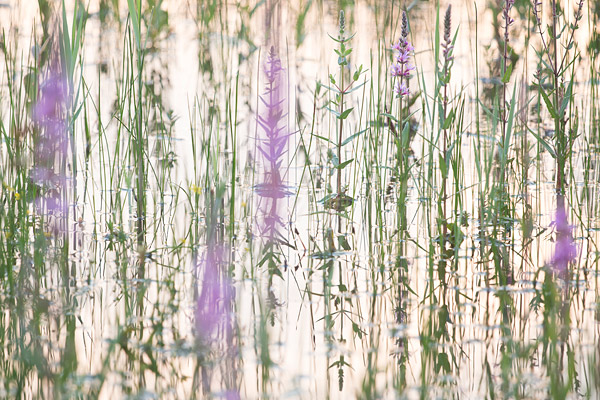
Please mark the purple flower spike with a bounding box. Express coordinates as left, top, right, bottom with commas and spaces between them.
442, 5, 454, 66
390, 12, 414, 99
551, 202, 576, 279
396, 51, 410, 64
394, 82, 410, 97
390, 64, 402, 77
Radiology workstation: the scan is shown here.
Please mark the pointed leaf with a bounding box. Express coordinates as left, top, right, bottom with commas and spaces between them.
335, 158, 354, 170
338, 107, 354, 120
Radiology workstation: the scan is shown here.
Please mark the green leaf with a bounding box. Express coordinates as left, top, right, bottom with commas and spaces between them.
338, 107, 354, 120
443, 109, 454, 130
352, 322, 363, 339
436, 353, 452, 373
502, 83, 518, 163
341, 128, 368, 146
539, 85, 559, 120
380, 112, 399, 124
345, 80, 366, 94
311, 133, 336, 146
61, 1, 72, 71
439, 152, 447, 178
529, 129, 557, 158
127, 0, 141, 50
326, 107, 340, 117
401, 121, 410, 147
559, 79, 574, 116
327, 32, 356, 43
501, 63, 513, 84
320, 83, 341, 94
335, 158, 354, 169
353, 65, 363, 81
327, 148, 340, 166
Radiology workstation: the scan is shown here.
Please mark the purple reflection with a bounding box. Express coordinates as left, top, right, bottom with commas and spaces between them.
194, 238, 240, 398
551, 202, 576, 279
255, 47, 291, 242
223, 389, 241, 400
195, 244, 235, 342
31, 64, 70, 220
33, 71, 70, 158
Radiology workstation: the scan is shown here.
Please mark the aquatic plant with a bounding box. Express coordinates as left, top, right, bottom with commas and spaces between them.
388, 10, 415, 238
501, 0, 515, 139
324, 9, 364, 220
1, 1, 600, 398
391, 13, 414, 99
532, 0, 584, 193
438, 4, 455, 272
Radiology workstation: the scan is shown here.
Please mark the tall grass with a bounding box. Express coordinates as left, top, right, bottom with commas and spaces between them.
0, 0, 598, 398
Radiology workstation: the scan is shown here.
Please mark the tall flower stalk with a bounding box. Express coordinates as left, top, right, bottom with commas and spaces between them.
532, 0, 584, 194
336, 10, 346, 232
391, 12, 415, 126
501, 0, 515, 159
438, 4, 454, 267
326, 10, 363, 229
390, 11, 414, 235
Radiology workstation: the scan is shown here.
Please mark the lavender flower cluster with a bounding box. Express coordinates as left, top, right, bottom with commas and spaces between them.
390, 12, 415, 98
503, 0, 515, 42
442, 5, 454, 67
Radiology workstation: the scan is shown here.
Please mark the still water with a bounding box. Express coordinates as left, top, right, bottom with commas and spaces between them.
0, 0, 599, 398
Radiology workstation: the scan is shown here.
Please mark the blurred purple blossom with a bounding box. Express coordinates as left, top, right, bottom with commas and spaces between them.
33, 71, 69, 157
223, 390, 241, 400
195, 243, 235, 342
551, 202, 576, 279
194, 226, 240, 397
255, 47, 292, 242
31, 62, 70, 224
